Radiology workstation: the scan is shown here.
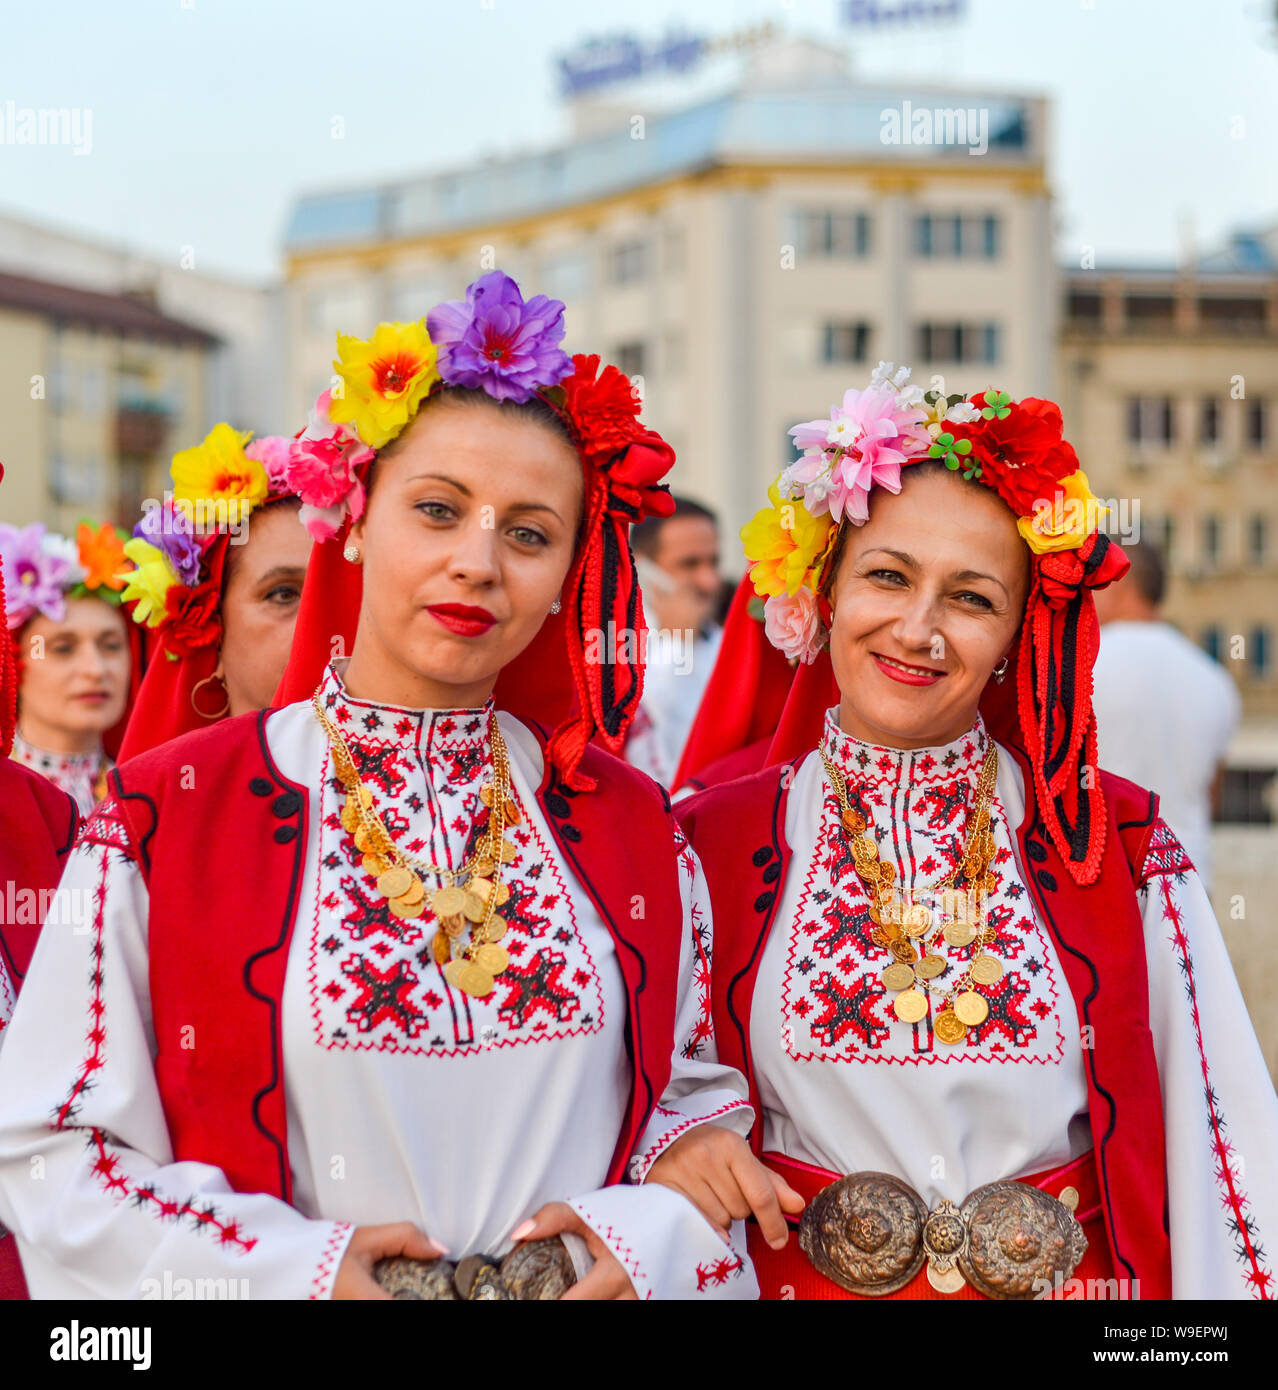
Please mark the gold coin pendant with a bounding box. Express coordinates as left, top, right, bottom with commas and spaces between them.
970, 954, 1004, 986
954, 990, 989, 1026
933, 1008, 967, 1045
893, 989, 928, 1024
881, 962, 916, 991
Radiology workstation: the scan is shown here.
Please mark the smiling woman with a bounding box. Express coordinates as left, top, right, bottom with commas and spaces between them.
674, 361, 1278, 1302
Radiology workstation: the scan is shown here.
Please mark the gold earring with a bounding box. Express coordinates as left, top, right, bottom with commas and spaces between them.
191, 672, 230, 720
993, 658, 1009, 684
343, 543, 361, 564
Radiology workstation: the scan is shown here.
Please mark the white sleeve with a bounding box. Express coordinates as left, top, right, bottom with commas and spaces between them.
0, 834, 354, 1300
1140, 820, 1278, 1300
627, 821, 753, 1182
569, 820, 758, 1300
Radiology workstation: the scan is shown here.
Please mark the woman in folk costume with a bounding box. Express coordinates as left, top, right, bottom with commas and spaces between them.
0, 270, 770, 1301
673, 363, 1278, 1300
114, 425, 311, 760
0, 466, 82, 1300
0, 517, 136, 816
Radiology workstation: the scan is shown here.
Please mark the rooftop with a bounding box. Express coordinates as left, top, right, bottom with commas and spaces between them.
0, 270, 221, 346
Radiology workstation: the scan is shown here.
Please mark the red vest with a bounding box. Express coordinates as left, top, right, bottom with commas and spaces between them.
676, 746, 1173, 1300
105, 710, 683, 1202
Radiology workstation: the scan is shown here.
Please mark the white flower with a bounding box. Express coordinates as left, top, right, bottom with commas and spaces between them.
944, 400, 981, 425
870, 360, 913, 391
41, 532, 87, 586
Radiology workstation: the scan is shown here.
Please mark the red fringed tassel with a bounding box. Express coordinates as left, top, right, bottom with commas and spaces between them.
1015, 532, 1128, 886
0, 562, 17, 758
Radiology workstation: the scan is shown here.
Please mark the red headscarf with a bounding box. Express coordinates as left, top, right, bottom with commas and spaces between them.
275, 358, 676, 791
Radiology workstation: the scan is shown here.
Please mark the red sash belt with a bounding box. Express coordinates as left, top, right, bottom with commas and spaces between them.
749, 1149, 1116, 1301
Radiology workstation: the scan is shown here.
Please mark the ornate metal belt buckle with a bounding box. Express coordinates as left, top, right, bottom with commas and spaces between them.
799, 1172, 929, 1296
799, 1172, 1088, 1299
958, 1180, 1088, 1299
373, 1237, 577, 1300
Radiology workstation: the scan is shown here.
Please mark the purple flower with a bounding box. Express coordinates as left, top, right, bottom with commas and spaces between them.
0, 522, 74, 629
133, 503, 203, 586
427, 270, 573, 403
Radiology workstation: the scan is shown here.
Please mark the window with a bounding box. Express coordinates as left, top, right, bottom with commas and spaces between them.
1123, 294, 1175, 329
1198, 296, 1267, 333
614, 341, 646, 378
308, 283, 373, 335
1246, 399, 1268, 449
607, 239, 648, 286
1067, 291, 1102, 326
1157, 515, 1175, 562
792, 209, 871, 258
1252, 626, 1272, 678
1202, 626, 1223, 663
822, 321, 872, 365
915, 321, 1000, 365
1200, 398, 1219, 446
1202, 514, 1222, 566
914, 213, 1001, 259
541, 250, 590, 302
1250, 515, 1269, 565
1126, 397, 1175, 446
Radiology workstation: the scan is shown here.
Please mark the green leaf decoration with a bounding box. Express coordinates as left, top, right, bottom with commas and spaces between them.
928, 432, 973, 470
980, 389, 1012, 421
746, 596, 766, 624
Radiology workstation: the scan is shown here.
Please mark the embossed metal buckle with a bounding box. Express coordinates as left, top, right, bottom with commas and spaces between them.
799, 1171, 1087, 1299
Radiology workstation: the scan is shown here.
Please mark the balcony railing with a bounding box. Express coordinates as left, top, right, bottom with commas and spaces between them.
115, 399, 171, 455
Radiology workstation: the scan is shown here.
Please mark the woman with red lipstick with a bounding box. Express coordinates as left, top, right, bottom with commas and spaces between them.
0, 520, 133, 816
672, 363, 1278, 1300
0, 272, 766, 1302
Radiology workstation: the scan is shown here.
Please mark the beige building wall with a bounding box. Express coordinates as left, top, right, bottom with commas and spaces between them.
0, 309, 49, 522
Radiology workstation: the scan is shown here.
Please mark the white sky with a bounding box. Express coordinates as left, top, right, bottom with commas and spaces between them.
0, 0, 1274, 282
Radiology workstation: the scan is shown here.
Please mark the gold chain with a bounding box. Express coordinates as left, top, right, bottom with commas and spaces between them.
311, 687, 521, 999
819, 740, 1005, 1044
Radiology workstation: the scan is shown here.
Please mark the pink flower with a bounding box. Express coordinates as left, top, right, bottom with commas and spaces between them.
284, 391, 375, 542
245, 435, 298, 493
787, 382, 930, 523
763, 589, 825, 664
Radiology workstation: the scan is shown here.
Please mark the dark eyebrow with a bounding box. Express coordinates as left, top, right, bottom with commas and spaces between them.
863, 549, 1009, 598
255, 566, 308, 586
406, 472, 565, 525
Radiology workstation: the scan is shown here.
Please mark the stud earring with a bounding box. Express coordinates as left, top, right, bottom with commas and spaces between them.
993, 657, 1009, 684
549, 598, 562, 615
343, 543, 361, 564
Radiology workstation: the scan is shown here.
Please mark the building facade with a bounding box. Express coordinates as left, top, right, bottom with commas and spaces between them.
282, 41, 1055, 547
0, 271, 216, 532
1058, 225, 1278, 723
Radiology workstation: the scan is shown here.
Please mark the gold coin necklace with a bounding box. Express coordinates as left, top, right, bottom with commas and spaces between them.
312, 689, 522, 999
819, 741, 1004, 1044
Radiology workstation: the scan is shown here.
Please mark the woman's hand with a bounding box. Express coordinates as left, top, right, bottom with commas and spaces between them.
645, 1125, 804, 1249
332, 1222, 449, 1300
510, 1203, 638, 1300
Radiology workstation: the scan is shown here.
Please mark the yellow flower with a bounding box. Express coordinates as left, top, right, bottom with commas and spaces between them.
741, 480, 837, 598
328, 320, 439, 449
1017, 469, 1109, 554
171, 424, 268, 522
118, 538, 179, 628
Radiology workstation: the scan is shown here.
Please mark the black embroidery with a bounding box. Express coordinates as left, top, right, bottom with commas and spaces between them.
754, 890, 775, 913
273, 826, 298, 845
1036, 868, 1058, 892
751, 846, 772, 867
762, 861, 781, 884
272, 792, 301, 819
1026, 838, 1048, 863
249, 777, 272, 796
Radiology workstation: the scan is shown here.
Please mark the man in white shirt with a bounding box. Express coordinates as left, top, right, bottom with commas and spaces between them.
625, 497, 724, 787
1092, 540, 1241, 889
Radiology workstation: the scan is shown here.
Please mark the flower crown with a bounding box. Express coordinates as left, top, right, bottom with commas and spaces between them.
743, 361, 1107, 664
118, 422, 288, 657
276, 269, 673, 542
0, 519, 132, 631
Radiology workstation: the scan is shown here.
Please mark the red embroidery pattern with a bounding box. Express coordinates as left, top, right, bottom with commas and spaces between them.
630, 1099, 752, 1180
86, 1129, 257, 1254
696, 1252, 745, 1291
308, 684, 605, 1056
76, 794, 135, 860
1139, 817, 1195, 885
674, 823, 715, 1061
53, 846, 110, 1129
309, 1222, 354, 1299
1157, 873, 1273, 1299
570, 1204, 650, 1300
781, 724, 1065, 1067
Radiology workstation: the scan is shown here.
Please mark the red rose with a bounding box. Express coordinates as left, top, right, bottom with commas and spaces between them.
560, 353, 643, 458
606, 429, 676, 521
947, 395, 1078, 516
162, 578, 222, 656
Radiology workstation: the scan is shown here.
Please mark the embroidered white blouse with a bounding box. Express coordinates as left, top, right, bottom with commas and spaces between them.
10, 731, 108, 819
0, 665, 754, 1300
751, 708, 1278, 1300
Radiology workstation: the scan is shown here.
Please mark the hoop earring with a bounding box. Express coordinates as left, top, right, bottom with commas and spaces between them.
992, 658, 1009, 684
191, 672, 230, 719
549, 598, 562, 615
343, 543, 361, 564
